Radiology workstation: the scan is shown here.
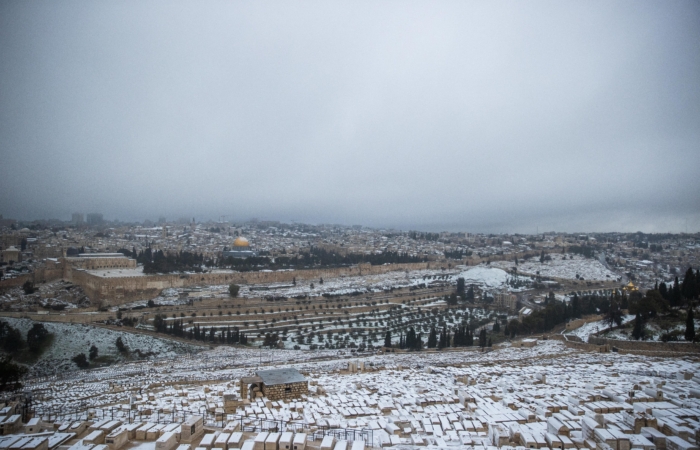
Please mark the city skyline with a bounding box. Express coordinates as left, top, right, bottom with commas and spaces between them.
1, 1, 699, 233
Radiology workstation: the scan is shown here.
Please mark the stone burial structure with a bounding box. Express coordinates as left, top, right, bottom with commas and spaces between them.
240, 368, 309, 401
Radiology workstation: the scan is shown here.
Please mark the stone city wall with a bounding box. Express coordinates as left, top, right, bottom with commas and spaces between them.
67, 261, 435, 305
0, 274, 32, 291
64, 257, 137, 271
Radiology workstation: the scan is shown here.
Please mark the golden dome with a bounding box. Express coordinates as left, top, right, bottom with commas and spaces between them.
233, 236, 249, 247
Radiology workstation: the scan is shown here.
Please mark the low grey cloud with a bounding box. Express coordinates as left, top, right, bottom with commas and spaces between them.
1, 1, 698, 232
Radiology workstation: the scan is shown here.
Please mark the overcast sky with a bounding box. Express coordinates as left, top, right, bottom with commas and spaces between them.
1, 1, 698, 233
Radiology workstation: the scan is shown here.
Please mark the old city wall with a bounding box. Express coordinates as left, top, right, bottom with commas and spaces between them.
70, 261, 434, 306
64, 257, 137, 271
0, 274, 32, 291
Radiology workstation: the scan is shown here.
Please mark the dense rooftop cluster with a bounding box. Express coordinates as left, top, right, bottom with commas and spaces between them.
2, 220, 698, 291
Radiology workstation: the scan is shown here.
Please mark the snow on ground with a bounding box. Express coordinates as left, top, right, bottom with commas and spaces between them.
455, 266, 507, 288
23, 339, 700, 450
1, 318, 201, 376
118, 265, 539, 310
114, 262, 544, 309
565, 315, 634, 341
491, 254, 619, 281
121, 268, 465, 308
604, 319, 700, 342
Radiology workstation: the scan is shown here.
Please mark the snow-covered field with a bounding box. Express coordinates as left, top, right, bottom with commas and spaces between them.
491, 254, 619, 281
1, 318, 201, 376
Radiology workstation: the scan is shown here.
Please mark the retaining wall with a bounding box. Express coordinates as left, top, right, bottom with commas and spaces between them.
588, 336, 700, 354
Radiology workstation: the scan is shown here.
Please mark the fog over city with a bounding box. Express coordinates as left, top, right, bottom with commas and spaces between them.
1, 1, 698, 232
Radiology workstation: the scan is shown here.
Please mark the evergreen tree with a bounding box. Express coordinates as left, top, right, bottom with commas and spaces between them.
406, 327, 419, 350
427, 327, 437, 348
457, 277, 465, 295
26, 324, 49, 353
659, 282, 668, 301
438, 327, 447, 349
0, 356, 28, 392
72, 353, 89, 369
493, 321, 500, 333
466, 285, 475, 301
632, 313, 644, 340
685, 303, 695, 342
605, 296, 623, 328
681, 267, 697, 302
0, 322, 25, 354
384, 330, 392, 348
672, 277, 682, 307
446, 293, 458, 306
89, 345, 99, 360
571, 295, 581, 318
478, 329, 487, 348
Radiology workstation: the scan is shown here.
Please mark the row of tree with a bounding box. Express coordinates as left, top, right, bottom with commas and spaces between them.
297, 247, 428, 267
384, 325, 492, 350
152, 315, 248, 344
139, 248, 206, 274
0, 321, 51, 355
444, 249, 473, 259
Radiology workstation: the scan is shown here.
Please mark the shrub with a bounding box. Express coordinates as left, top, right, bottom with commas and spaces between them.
0, 356, 27, 391
116, 337, 127, 353
0, 321, 25, 354
22, 281, 35, 295
26, 324, 50, 353
72, 353, 89, 369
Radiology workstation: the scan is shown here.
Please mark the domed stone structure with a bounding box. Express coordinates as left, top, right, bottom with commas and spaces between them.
233, 236, 249, 247
223, 236, 257, 259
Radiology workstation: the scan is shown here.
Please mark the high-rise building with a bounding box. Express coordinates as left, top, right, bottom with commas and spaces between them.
86, 213, 104, 225
72, 213, 84, 224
